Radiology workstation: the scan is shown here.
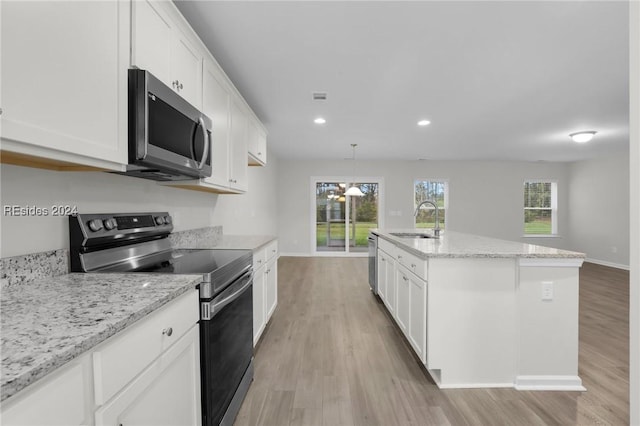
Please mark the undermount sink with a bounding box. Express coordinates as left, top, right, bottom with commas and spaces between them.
390, 232, 438, 239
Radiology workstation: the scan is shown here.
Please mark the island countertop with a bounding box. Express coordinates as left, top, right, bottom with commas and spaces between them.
0, 273, 201, 401
372, 229, 585, 260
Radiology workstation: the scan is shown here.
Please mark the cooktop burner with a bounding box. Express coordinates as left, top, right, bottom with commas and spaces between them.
69, 212, 252, 298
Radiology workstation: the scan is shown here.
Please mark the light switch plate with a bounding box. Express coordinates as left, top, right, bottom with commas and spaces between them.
542, 281, 554, 301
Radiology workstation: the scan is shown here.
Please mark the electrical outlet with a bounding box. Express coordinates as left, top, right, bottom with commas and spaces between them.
542, 281, 554, 301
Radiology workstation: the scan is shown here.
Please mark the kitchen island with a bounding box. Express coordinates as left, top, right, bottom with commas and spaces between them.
372, 229, 586, 391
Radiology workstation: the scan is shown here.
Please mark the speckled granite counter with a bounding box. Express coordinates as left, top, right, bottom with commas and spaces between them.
172, 233, 276, 251
372, 229, 585, 260
0, 273, 201, 401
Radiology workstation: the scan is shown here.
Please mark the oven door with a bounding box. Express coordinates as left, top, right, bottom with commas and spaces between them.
200, 269, 253, 426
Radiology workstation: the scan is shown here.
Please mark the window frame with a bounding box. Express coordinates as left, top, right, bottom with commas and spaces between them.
523, 179, 558, 237
413, 179, 449, 229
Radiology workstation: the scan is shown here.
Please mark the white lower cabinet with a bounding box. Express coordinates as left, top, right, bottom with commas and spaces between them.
0, 355, 92, 426
395, 265, 411, 335
252, 240, 278, 345
265, 256, 278, 318
1, 290, 200, 426
253, 267, 266, 344
95, 325, 201, 426
377, 241, 428, 365
408, 273, 427, 364
377, 250, 388, 303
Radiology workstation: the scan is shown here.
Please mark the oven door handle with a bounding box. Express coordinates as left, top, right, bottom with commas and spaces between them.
202, 270, 252, 320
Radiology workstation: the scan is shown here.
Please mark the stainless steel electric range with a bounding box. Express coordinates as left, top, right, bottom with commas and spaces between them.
69, 212, 253, 426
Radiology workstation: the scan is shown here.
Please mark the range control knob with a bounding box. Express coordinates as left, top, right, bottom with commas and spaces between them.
154, 216, 165, 225
88, 219, 104, 232
163, 215, 172, 225
103, 218, 118, 231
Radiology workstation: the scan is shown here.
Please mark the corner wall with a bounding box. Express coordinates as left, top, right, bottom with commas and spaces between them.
567, 152, 630, 268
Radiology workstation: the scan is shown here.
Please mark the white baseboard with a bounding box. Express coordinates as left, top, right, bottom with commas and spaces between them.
278, 252, 369, 258
436, 382, 514, 389
515, 375, 586, 391
585, 258, 630, 271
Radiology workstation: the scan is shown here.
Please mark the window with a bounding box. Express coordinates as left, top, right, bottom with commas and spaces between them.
524, 181, 557, 235
414, 180, 447, 229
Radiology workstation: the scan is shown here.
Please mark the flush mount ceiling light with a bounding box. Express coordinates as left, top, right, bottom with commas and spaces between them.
569, 130, 597, 143
314, 117, 326, 125
417, 119, 431, 126
345, 144, 364, 197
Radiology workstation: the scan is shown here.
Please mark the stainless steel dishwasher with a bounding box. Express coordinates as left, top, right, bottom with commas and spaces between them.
367, 233, 378, 294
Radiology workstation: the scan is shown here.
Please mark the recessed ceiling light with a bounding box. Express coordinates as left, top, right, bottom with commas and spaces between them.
314, 117, 326, 125
569, 130, 597, 143
417, 120, 431, 126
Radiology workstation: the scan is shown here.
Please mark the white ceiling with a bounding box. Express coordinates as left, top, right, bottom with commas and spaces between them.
174, 1, 629, 162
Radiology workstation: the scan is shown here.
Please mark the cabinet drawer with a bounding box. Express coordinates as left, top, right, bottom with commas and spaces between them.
378, 238, 397, 257
253, 247, 267, 271
396, 249, 428, 279
93, 290, 198, 405
265, 240, 278, 260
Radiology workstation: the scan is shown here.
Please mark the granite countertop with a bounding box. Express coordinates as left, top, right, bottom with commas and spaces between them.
372, 229, 585, 260
210, 235, 277, 251
0, 273, 201, 401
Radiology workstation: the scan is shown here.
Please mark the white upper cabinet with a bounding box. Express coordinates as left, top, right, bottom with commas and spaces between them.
202, 60, 231, 188
131, 0, 202, 109
0, 0, 129, 171
247, 117, 267, 166
229, 100, 249, 192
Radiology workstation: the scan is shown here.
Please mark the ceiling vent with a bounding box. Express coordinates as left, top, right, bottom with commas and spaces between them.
312, 92, 327, 101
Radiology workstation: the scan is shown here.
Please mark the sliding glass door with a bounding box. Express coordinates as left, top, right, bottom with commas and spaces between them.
314, 179, 381, 254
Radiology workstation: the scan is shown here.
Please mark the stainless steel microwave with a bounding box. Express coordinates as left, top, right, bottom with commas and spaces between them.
117, 69, 212, 181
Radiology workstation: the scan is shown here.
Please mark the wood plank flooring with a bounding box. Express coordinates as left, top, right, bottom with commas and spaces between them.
234, 258, 629, 426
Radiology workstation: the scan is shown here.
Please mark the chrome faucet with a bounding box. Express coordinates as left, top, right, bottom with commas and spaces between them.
414, 200, 441, 237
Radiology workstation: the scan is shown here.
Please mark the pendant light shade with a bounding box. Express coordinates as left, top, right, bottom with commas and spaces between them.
345, 185, 364, 197
347, 144, 364, 197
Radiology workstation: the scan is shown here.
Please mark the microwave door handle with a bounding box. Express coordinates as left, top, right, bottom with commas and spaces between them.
196, 116, 210, 170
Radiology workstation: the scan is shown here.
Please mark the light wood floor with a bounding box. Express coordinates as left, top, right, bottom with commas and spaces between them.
234, 258, 629, 426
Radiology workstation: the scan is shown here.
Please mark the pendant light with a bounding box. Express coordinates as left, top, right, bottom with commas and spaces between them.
345, 144, 364, 197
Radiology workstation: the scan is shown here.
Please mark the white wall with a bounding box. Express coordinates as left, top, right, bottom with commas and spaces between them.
567, 152, 630, 268
0, 150, 279, 258
277, 159, 573, 255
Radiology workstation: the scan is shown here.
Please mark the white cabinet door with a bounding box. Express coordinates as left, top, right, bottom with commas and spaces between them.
169, 30, 202, 108
131, 0, 172, 84
95, 325, 201, 426
253, 266, 266, 345
202, 60, 231, 187
377, 250, 388, 303
247, 118, 267, 166
131, 0, 202, 108
1, 356, 91, 426
265, 257, 278, 319
396, 265, 411, 335
229, 100, 248, 192
384, 257, 397, 316
1, 0, 128, 170
409, 275, 427, 364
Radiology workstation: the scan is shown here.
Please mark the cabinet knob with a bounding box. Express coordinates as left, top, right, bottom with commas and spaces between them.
398, 255, 402, 259
162, 327, 173, 337
402, 276, 408, 281
411, 264, 416, 268
258, 259, 262, 264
